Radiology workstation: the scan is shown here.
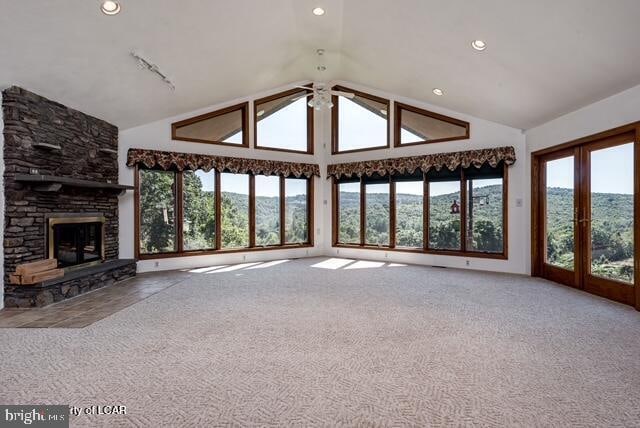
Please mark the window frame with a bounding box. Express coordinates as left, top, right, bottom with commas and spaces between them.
394, 102, 470, 148
331, 86, 391, 155
332, 165, 508, 259
253, 87, 314, 154
171, 102, 249, 148
135, 166, 314, 259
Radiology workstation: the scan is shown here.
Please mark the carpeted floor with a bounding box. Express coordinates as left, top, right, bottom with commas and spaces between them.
1, 257, 639, 427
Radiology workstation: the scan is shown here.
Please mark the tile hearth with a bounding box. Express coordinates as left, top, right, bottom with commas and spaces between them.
0, 271, 189, 328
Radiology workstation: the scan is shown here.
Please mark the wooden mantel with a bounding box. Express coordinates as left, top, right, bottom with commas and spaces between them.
14, 174, 134, 194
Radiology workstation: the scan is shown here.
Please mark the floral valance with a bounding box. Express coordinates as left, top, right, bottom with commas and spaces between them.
327, 146, 516, 179
127, 148, 320, 178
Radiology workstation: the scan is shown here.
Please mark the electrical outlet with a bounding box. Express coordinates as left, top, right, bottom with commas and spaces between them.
323, 200, 328, 205
466, 260, 470, 266
336, 249, 340, 255
516, 198, 523, 207
154, 261, 159, 267
317, 228, 321, 235
385, 252, 388, 258
305, 250, 309, 256
243, 255, 246, 261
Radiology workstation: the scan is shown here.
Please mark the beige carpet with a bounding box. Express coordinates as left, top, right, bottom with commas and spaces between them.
1, 257, 639, 427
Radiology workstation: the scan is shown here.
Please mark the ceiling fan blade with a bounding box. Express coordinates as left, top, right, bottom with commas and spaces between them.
331, 90, 355, 99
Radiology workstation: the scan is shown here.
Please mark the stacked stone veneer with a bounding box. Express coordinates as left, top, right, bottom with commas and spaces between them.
2, 86, 134, 306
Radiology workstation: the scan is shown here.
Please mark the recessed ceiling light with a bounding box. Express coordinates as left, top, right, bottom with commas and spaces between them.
101, 0, 121, 15
432, 88, 444, 96
313, 7, 325, 16
471, 40, 487, 51
257, 110, 265, 117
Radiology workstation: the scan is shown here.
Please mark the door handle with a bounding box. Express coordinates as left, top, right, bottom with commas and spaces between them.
578, 207, 591, 224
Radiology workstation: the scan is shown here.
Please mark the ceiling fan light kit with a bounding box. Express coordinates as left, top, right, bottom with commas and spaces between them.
294, 83, 354, 111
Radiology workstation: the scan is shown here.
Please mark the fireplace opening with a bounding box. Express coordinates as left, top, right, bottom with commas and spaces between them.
48, 216, 105, 270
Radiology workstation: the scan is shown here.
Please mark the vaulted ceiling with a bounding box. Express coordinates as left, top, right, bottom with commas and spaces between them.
2, 0, 640, 130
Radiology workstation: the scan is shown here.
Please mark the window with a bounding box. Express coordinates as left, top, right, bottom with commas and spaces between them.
285, 178, 309, 244
255, 175, 281, 246
136, 167, 313, 258
465, 176, 503, 253
365, 181, 390, 246
332, 164, 507, 258
255, 88, 313, 153
183, 170, 216, 251
338, 181, 361, 244
138, 169, 176, 254
221, 173, 250, 248
395, 176, 424, 248
332, 86, 389, 154
428, 179, 462, 251
171, 103, 248, 147
395, 103, 469, 147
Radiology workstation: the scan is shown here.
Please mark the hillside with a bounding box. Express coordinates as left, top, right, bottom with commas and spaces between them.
339, 186, 634, 282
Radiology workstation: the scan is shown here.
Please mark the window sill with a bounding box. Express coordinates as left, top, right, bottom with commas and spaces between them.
333, 244, 507, 260
254, 145, 314, 155
331, 145, 389, 155
138, 243, 313, 260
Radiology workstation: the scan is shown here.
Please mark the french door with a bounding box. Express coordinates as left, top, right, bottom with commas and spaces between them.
534, 128, 639, 308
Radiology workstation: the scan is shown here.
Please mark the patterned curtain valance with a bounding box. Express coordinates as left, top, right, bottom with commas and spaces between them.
127, 148, 320, 178
327, 146, 516, 179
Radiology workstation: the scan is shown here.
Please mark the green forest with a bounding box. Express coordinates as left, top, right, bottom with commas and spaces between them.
139, 170, 308, 254
140, 170, 634, 284
339, 184, 504, 252
339, 185, 633, 283
545, 187, 634, 283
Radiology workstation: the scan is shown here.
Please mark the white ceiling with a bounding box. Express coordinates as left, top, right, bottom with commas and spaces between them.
2, 0, 640, 130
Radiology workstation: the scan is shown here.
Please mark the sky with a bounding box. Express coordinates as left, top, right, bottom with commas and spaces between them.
257, 97, 308, 151
546, 142, 633, 194
339, 98, 388, 151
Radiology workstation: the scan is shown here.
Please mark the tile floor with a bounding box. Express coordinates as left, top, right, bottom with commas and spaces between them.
0, 271, 189, 328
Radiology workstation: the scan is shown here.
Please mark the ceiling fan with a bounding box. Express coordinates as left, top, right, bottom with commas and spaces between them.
293, 83, 355, 110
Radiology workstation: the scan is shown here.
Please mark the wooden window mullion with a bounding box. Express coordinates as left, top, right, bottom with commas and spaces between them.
460, 170, 467, 253
176, 171, 184, 253
389, 177, 396, 248
249, 174, 256, 248
308, 177, 315, 246
280, 176, 286, 246
423, 174, 429, 250
134, 166, 140, 259
360, 178, 366, 246
332, 179, 339, 246
215, 170, 222, 250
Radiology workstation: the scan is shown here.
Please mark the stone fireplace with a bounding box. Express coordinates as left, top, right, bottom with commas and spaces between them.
2, 86, 136, 307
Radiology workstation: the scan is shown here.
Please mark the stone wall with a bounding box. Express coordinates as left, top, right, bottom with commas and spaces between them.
2, 86, 121, 283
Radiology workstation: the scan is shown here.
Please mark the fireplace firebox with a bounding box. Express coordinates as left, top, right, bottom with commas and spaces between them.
48, 216, 106, 270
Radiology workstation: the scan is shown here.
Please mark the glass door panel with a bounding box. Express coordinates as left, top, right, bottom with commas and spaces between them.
535, 131, 638, 307
586, 141, 635, 285
544, 155, 576, 271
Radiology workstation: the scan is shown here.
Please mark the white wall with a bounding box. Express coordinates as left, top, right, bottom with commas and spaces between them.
120, 80, 528, 274
524, 83, 640, 274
